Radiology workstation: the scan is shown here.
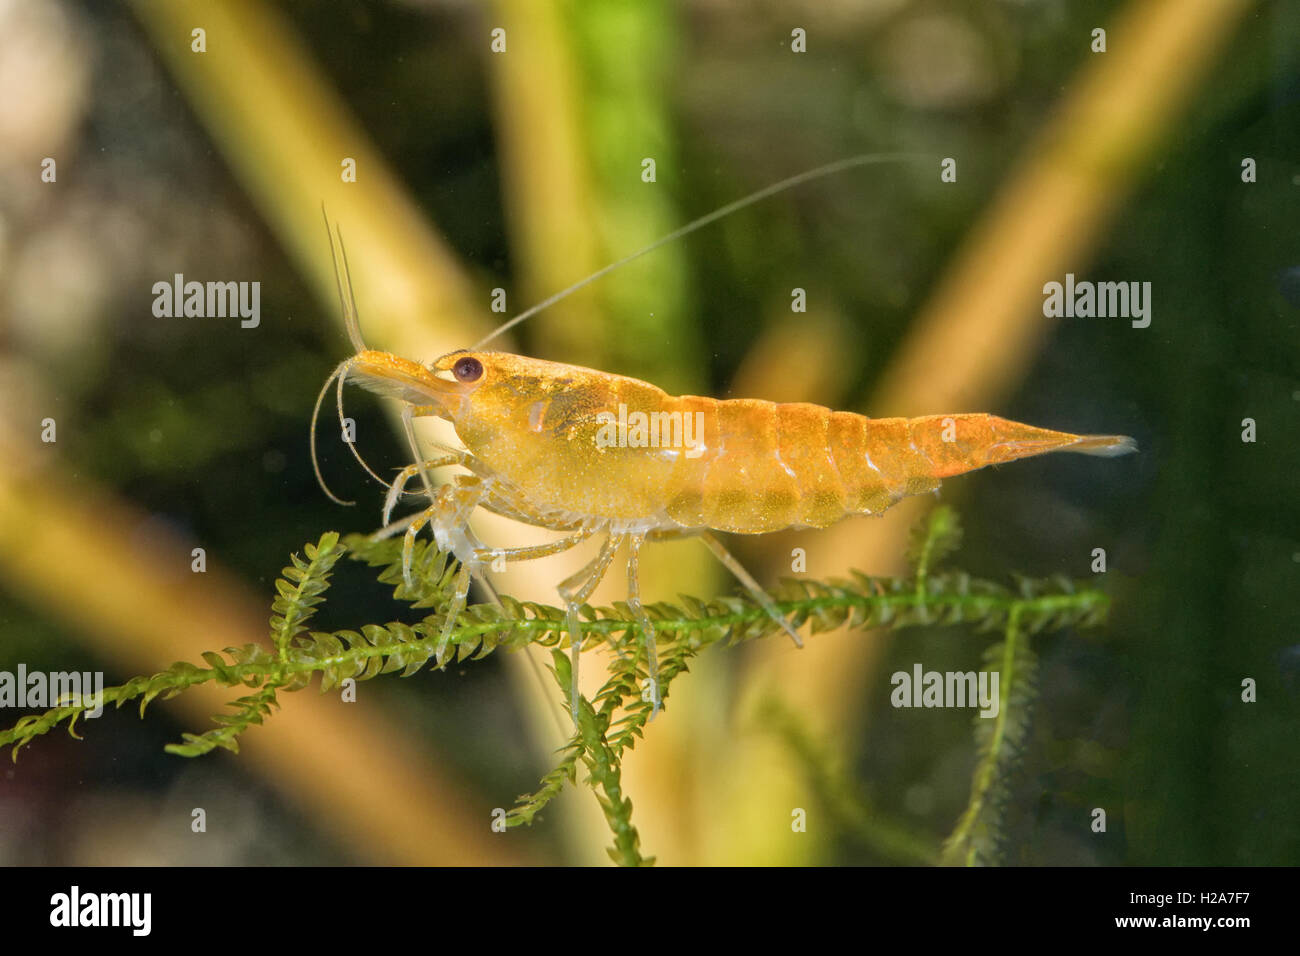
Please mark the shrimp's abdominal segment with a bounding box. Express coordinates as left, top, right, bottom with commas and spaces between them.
345, 347, 1135, 726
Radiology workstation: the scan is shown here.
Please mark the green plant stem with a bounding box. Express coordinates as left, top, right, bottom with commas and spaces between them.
0, 509, 1112, 867
942, 606, 1026, 866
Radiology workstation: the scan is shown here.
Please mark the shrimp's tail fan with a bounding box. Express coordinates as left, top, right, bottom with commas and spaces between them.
1064, 433, 1138, 457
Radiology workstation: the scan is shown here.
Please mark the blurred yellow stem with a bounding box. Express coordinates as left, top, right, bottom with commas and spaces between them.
733, 0, 1252, 864
0, 434, 526, 864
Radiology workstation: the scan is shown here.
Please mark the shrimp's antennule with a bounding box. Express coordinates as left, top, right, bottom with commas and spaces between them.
322, 204, 368, 354
471, 151, 927, 349
314, 207, 398, 501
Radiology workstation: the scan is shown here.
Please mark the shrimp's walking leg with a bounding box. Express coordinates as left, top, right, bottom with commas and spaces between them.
436, 563, 474, 665
698, 531, 803, 648
626, 533, 661, 719
557, 533, 626, 727
401, 404, 436, 503
393, 475, 488, 663
382, 452, 470, 525
472, 527, 598, 566
465, 526, 599, 740
436, 521, 519, 663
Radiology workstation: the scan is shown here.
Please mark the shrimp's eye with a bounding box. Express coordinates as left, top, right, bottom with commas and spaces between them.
453, 356, 483, 383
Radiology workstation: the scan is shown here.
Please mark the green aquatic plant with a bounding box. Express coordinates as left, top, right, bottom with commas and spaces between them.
0, 507, 1109, 865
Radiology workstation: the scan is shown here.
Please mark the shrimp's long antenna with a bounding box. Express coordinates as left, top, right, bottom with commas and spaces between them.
335, 359, 394, 489
310, 358, 356, 505
473, 151, 927, 349
309, 357, 404, 502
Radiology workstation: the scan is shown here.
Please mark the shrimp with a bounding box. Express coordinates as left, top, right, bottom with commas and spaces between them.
310, 155, 1136, 727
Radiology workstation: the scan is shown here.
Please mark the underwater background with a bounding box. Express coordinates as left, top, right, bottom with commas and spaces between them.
0, 0, 1296, 865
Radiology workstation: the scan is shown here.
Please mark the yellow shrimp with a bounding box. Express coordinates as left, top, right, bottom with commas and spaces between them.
310, 155, 1136, 726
